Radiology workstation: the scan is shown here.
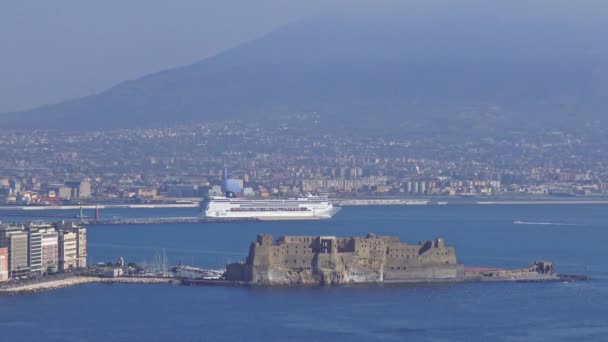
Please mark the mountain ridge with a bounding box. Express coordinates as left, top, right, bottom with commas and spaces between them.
3, 4, 607, 132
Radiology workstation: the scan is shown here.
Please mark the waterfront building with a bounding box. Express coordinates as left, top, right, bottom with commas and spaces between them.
0, 247, 8, 281
41, 228, 59, 273
57, 222, 87, 269
58, 231, 77, 271
209, 185, 223, 196
64, 180, 91, 199
48, 184, 72, 199
9, 180, 20, 194
27, 226, 43, 276
167, 184, 198, 197
136, 188, 158, 198
0, 222, 87, 277
0, 227, 30, 278
74, 226, 87, 268
420, 181, 426, 194
224, 178, 244, 194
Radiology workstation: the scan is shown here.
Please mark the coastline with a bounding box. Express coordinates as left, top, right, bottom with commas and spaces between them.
334, 198, 608, 206
0, 272, 587, 296
0, 203, 200, 211
0, 276, 180, 295
475, 200, 608, 205
2, 198, 608, 211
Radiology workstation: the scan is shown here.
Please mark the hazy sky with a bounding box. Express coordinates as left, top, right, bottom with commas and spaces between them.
1, 0, 604, 113
0, 0, 347, 112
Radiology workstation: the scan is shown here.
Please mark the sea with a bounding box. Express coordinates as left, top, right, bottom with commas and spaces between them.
0, 204, 607, 342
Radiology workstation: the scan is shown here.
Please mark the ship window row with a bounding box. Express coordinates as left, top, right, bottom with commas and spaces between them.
229, 200, 327, 204
229, 208, 309, 212
236, 205, 313, 208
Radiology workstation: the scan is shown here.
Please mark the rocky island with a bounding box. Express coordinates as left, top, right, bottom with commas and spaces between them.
225, 234, 580, 285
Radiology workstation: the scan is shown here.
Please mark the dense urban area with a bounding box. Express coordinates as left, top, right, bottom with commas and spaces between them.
1, 117, 608, 205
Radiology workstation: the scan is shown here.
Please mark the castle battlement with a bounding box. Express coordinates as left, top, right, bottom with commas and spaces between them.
227, 234, 462, 285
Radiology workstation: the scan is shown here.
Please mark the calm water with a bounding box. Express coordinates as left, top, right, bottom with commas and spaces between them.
1, 205, 607, 341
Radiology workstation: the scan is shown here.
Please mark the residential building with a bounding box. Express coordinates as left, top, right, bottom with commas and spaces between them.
41, 228, 59, 273
57, 222, 87, 270
58, 231, 77, 271
0, 247, 8, 281
64, 180, 91, 199
0, 226, 30, 278
27, 226, 43, 276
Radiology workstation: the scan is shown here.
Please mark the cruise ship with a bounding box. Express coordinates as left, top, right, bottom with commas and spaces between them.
204, 195, 341, 220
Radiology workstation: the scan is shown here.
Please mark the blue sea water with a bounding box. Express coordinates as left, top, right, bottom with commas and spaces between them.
1, 205, 607, 341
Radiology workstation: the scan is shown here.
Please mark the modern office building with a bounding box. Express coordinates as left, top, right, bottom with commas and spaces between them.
74, 226, 87, 268
41, 228, 59, 273
0, 226, 30, 278
57, 222, 87, 270
27, 226, 43, 276
0, 222, 87, 278
64, 180, 91, 199
420, 181, 427, 194
58, 231, 77, 271
0, 247, 8, 282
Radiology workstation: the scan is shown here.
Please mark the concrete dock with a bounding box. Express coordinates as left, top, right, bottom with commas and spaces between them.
89, 217, 258, 225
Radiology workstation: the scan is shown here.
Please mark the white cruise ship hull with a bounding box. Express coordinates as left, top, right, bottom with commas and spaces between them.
204, 196, 341, 220
205, 207, 341, 220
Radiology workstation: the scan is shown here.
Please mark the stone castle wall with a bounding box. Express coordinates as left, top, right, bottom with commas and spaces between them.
225, 234, 464, 285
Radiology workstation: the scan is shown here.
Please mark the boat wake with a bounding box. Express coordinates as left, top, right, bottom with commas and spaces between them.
513, 220, 586, 226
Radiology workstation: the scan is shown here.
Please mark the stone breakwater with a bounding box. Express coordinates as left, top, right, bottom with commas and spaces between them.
0, 276, 178, 295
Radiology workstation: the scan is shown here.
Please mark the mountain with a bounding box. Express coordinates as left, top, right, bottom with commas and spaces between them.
3, 2, 607, 132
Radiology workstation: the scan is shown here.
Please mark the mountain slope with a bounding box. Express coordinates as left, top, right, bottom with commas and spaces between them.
4, 2, 607, 131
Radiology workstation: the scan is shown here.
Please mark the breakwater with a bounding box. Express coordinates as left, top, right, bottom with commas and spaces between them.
0, 275, 247, 295
0, 276, 178, 295
334, 198, 608, 206
90, 217, 258, 225
0, 275, 248, 295
476, 200, 608, 205
335, 199, 432, 206
0, 203, 200, 211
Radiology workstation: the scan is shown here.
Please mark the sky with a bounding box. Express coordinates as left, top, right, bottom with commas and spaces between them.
0, 0, 344, 112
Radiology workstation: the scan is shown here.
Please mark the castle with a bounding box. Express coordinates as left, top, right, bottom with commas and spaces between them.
225, 234, 464, 285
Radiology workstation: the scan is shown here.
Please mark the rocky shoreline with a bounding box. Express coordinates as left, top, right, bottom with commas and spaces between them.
0, 276, 179, 295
